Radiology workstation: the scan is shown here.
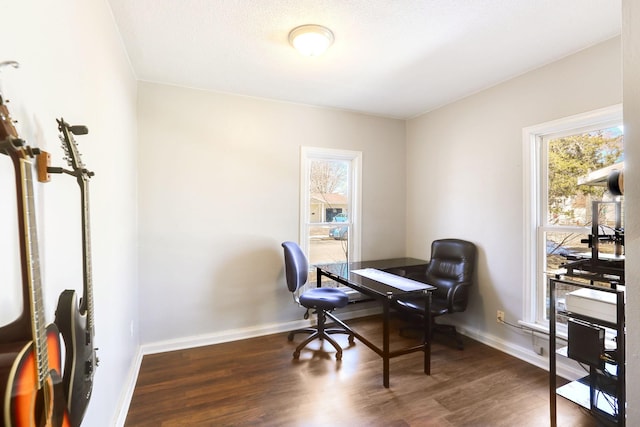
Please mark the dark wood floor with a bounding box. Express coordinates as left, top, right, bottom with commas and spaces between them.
125, 315, 596, 426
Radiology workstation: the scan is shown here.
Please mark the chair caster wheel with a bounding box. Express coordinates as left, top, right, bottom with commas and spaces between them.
348, 335, 355, 344
336, 352, 342, 361
293, 351, 300, 359
287, 332, 294, 341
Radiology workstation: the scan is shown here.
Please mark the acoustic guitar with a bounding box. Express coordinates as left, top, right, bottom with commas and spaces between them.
0, 99, 70, 426
53, 119, 97, 427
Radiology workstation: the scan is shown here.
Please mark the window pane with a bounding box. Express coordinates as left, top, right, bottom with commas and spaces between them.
309, 225, 348, 265
307, 158, 350, 268
545, 231, 590, 274
546, 127, 623, 226
308, 159, 349, 223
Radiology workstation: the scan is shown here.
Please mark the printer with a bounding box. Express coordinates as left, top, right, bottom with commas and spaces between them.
565, 286, 623, 323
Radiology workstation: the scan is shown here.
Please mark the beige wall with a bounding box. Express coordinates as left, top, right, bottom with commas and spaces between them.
1, 1, 138, 425
136, 82, 406, 344
406, 38, 622, 363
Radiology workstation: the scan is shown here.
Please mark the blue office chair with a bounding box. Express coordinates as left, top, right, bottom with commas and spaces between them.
282, 241, 354, 360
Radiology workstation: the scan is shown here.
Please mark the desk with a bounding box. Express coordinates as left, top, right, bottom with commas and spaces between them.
315, 257, 435, 388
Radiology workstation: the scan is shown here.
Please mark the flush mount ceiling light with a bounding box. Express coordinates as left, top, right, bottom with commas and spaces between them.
288, 24, 334, 56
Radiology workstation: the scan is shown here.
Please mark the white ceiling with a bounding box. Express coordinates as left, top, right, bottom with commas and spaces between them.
107, 0, 621, 119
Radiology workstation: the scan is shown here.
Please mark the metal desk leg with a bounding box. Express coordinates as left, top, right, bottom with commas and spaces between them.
424, 290, 431, 375
383, 296, 390, 388
549, 278, 556, 427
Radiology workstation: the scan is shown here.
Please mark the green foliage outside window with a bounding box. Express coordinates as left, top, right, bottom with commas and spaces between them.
547, 129, 623, 224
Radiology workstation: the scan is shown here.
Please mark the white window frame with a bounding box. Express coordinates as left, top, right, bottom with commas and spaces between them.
522, 104, 622, 329
300, 146, 362, 263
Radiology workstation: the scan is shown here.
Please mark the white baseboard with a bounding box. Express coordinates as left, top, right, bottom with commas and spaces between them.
113, 346, 144, 427
459, 324, 585, 381
140, 305, 382, 355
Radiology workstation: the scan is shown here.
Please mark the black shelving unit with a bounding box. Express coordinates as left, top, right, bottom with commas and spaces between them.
549, 276, 625, 426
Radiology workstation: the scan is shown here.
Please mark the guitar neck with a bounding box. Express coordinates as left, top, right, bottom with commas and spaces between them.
80, 178, 94, 333
19, 155, 50, 388
0, 114, 32, 344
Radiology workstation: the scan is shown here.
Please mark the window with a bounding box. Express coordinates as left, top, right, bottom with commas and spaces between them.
523, 105, 623, 328
300, 147, 362, 280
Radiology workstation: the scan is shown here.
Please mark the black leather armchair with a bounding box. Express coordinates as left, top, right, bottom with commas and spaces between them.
395, 239, 477, 349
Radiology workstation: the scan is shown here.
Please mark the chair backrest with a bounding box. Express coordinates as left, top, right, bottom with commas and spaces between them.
426, 239, 477, 312
282, 241, 309, 293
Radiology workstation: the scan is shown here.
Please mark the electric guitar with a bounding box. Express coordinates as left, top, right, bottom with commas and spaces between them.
0, 99, 70, 426
53, 119, 96, 427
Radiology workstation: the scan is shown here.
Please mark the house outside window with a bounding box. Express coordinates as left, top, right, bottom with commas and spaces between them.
523, 105, 623, 329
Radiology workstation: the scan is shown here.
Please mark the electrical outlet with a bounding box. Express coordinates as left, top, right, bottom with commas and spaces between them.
497, 310, 505, 323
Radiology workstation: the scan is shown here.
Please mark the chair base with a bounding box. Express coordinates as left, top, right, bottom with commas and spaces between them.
287, 312, 355, 360
433, 322, 464, 350
399, 318, 464, 350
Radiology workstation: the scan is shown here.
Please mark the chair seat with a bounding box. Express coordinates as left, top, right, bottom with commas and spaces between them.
396, 297, 449, 316
300, 287, 349, 311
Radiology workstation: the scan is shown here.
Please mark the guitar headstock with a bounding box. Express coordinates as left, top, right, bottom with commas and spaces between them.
0, 98, 19, 142
57, 118, 92, 177
0, 61, 20, 142
0, 98, 36, 160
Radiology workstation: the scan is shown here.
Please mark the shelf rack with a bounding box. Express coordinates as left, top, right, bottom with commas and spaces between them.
549, 276, 625, 426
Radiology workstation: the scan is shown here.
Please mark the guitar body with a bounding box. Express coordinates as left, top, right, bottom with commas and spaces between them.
54, 290, 94, 427
1, 323, 70, 427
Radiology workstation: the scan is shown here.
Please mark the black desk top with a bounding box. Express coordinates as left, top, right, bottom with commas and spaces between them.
315, 257, 433, 298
